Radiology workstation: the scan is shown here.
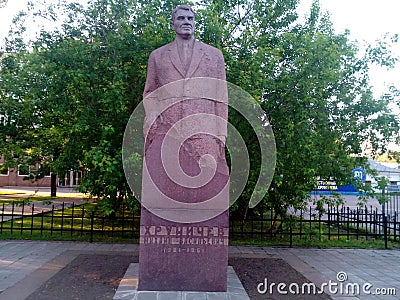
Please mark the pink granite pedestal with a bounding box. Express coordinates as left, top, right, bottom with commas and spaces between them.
138, 208, 229, 291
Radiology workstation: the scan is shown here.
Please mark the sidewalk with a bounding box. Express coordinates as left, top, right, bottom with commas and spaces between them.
0, 241, 399, 299
0, 186, 86, 198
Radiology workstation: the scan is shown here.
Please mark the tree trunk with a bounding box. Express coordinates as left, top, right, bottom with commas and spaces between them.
50, 173, 57, 197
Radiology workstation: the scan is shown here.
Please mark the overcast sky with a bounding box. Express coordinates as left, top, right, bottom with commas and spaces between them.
298, 0, 400, 98
1, 0, 399, 99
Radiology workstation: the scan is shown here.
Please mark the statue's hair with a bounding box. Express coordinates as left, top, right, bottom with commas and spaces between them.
171, 5, 195, 22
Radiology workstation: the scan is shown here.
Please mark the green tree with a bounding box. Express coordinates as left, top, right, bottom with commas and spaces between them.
203, 0, 399, 219
0, 0, 184, 211
0, 0, 399, 220
0, 0, 8, 8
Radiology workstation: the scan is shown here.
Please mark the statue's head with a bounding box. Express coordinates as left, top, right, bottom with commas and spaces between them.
171, 5, 195, 39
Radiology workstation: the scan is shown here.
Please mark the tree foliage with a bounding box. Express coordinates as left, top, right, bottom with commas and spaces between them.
0, 0, 399, 217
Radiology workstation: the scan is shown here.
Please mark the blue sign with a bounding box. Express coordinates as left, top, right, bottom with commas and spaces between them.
313, 168, 366, 195
353, 167, 366, 181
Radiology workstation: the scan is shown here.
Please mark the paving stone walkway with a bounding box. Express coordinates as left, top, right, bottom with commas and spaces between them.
0, 241, 399, 299
1, 187, 397, 299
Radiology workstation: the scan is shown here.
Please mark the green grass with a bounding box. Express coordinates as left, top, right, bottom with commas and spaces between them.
229, 215, 400, 249
229, 235, 400, 249
0, 200, 140, 243
0, 230, 139, 243
1, 201, 399, 249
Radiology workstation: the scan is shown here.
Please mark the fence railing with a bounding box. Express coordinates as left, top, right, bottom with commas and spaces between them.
328, 205, 398, 248
0, 201, 399, 248
228, 204, 399, 248
0, 202, 140, 242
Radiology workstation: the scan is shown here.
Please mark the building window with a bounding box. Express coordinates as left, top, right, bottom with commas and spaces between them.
18, 165, 30, 176
0, 164, 8, 176
39, 164, 51, 177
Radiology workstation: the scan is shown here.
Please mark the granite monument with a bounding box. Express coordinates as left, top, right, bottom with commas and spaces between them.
138, 4, 230, 292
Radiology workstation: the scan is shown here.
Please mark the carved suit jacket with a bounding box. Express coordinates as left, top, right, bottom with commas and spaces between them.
142, 39, 228, 139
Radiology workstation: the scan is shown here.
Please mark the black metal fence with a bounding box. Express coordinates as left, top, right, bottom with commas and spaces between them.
382, 192, 400, 216
229, 203, 399, 248
0, 202, 140, 242
0, 200, 399, 248
329, 206, 397, 244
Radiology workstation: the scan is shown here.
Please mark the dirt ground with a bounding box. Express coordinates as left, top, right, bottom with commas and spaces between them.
26, 254, 134, 300
26, 253, 331, 300
229, 257, 331, 299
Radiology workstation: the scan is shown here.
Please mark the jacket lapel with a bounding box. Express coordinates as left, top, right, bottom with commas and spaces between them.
168, 41, 186, 78
186, 40, 204, 78
168, 40, 205, 78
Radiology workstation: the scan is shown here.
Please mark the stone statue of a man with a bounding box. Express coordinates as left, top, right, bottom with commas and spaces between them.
139, 5, 229, 292
143, 4, 228, 146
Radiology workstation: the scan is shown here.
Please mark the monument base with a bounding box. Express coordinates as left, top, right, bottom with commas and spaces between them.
113, 263, 250, 300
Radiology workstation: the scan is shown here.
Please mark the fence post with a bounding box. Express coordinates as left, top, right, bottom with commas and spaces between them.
394, 213, 397, 242
11, 202, 14, 235
309, 206, 312, 240
289, 215, 293, 248
40, 211, 44, 236
364, 206, 368, 238
270, 209, 273, 239
80, 205, 84, 237
132, 212, 136, 239
383, 214, 388, 249
356, 207, 359, 240
20, 202, 25, 235
121, 204, 125, 238
1, 203, 4, 234
318, 211, 322, 241
70, 203, 75, 237
260, 202, 264, 236
299, 209, 303, 240
60, 202, 65, 236
336, 205, 340, 239
30, 204, 34, 235
50, 205, 55, 236
369, 205, 373, 234
346, 207, 350, 240
90, 211, 94, 243
328, 205, 331, 240
381, 188, 386, 216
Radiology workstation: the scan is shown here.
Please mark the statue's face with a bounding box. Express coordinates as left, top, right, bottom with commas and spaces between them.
171, 9, 195, 38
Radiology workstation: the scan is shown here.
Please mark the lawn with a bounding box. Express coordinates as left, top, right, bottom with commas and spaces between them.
1, 199, 399, 249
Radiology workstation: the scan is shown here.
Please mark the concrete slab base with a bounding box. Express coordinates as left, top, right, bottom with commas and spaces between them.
113, 264, 249, 300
